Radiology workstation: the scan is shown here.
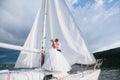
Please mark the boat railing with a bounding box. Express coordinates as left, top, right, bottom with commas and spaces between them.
69, 59, 103, 75
94, 59, 103, 69
79, 59, 103, 77
82, 59, 103, 70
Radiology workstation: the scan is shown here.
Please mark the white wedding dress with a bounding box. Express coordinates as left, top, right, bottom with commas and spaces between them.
42, 48, 71, 72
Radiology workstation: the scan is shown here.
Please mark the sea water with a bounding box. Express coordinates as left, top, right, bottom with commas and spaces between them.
99, 69, 120, 80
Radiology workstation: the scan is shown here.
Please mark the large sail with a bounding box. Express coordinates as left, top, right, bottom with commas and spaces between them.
45, 0, 96, 65
15, 0, 96, 68
15, 0, 46, 68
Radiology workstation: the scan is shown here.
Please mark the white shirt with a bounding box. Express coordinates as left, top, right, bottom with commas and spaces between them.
57, 42, 61, 50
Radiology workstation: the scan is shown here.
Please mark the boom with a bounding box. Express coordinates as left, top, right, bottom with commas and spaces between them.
0, 43, 40, 53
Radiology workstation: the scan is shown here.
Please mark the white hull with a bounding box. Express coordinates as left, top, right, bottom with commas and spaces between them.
63, 69, 101, 80
0, 69, 101, 80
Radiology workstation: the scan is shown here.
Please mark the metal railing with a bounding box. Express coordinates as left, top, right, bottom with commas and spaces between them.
94, 59, 103, 69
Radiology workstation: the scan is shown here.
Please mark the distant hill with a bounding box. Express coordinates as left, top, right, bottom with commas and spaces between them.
94, 47, 120, 69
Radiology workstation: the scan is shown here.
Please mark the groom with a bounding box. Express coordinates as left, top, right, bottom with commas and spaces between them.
51, 38, 62, 52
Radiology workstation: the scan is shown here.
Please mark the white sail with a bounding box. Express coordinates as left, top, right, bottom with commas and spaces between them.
15, 0, 96, 68
45, 0, 96, 65
15, 0, 46, 68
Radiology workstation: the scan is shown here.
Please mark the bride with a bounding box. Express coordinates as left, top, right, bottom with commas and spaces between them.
42, 38, 71, 72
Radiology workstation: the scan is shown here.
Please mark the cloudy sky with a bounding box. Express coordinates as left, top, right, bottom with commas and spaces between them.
0, 0, 120, 53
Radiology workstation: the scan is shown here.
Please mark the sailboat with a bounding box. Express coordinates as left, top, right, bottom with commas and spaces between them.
0, 0, 102, 80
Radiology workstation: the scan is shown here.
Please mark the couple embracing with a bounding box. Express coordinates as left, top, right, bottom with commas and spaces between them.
42, 38, 71, 72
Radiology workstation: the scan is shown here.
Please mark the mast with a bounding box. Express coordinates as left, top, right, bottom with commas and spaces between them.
40, 0, 48, 67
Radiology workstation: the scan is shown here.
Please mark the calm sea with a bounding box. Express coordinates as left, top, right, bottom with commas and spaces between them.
99, 69, 120, 80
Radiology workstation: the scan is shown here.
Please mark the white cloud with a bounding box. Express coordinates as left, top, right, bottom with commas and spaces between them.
92, 13, 103, 22
94, 0, 104, 9
67, 0, 120, 52
69, 0, 78, 4
95, 41, 120, 52
0, 0, 41, 27
104, 7, 120, 19
0, 27, 25, 45
83, 17, 87, 21
0, 0, 41, 43
0, 28, 14, 43
108, 0, 113, 3
0, 8, 19, 27
0, 0, 41, 44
